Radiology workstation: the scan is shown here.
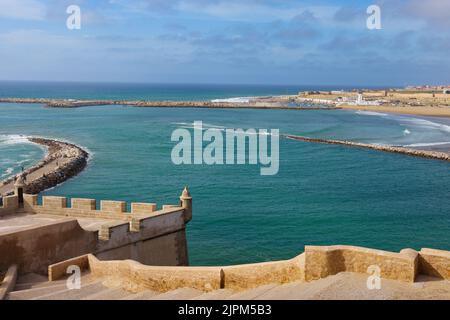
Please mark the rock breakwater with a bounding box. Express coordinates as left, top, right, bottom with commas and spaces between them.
0, 138, 88, 195
284, 135, 450, 162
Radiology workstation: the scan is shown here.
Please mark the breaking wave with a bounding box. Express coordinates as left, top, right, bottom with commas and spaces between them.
0, 134, 31, 146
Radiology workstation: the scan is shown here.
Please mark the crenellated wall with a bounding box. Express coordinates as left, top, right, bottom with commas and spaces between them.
0, 190, 192, 274
23, 195, 161, 221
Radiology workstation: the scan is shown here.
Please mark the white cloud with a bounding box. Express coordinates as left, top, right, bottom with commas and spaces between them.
176, 1, 338, 22
0, 0, 46, 20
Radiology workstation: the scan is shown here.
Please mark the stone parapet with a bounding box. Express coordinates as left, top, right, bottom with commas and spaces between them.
48, 245, 450, 294
304, 245, 418, 282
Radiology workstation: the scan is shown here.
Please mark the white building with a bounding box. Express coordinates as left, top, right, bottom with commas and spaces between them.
336, 94, 381, 106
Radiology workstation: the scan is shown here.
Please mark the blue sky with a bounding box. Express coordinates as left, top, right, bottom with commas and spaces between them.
0, 0, 449, 85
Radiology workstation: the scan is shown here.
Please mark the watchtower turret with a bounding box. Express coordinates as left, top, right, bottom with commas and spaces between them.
180, 186, 192, 222
14, 174, 27, 206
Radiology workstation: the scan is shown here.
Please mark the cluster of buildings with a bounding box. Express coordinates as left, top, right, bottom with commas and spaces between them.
336, 94, 382, 106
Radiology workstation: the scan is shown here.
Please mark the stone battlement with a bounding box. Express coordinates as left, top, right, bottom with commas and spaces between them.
22, 194, 174, 221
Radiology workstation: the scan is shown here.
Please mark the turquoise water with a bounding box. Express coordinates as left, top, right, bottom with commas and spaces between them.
0, 84, 450, 265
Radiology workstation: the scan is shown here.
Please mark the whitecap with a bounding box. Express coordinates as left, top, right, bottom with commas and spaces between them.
355, 110, 388, 117
394, 117, 450, 134
354, 111, 450, 134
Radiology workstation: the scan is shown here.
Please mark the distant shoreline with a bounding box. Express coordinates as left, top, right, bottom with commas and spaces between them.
0, 137, 88, 196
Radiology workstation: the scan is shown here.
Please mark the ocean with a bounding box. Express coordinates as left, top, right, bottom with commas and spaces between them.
0, 82, 449, 265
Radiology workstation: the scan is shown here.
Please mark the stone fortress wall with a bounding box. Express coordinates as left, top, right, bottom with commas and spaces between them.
0, 187, 193, 274
1, 185, 449, 298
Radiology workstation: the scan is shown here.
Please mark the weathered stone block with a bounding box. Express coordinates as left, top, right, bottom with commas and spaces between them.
101, 200, 126, 213
72, 198, 96, 210
304, 245, 417, 283
419, 248, 450, 280
131, 203, 157, 214
43, 196, 67, 209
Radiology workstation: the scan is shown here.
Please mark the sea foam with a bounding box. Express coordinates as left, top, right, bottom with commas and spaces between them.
355, 110, 389, 117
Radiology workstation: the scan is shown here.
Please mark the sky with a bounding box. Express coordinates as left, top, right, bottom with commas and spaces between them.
0, 0, 449, 86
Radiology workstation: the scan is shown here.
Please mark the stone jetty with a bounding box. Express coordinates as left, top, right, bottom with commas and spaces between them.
0, 138, 88, 196
285, 134, 450, 162
0, 97, 341, 110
